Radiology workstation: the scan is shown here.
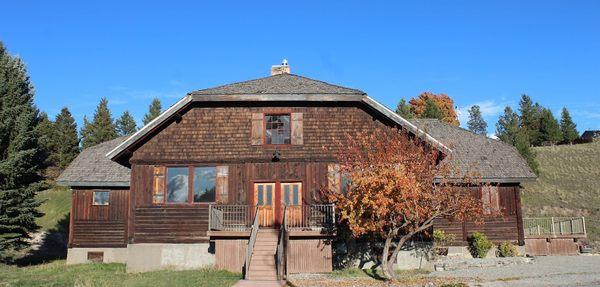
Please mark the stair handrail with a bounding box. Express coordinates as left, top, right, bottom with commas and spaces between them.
244, 206, 260, 279
276, 205, 288, 280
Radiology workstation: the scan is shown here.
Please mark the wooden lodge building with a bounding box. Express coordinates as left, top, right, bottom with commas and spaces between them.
57, 62, 536, 277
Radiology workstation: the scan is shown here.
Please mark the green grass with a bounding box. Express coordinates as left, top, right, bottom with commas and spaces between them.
0, 260, 241, 287
521, 141, 600, 249
36, 186, 71, 231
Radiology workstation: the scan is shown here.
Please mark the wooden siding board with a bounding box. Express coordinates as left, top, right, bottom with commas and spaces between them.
287, 239, 332, 274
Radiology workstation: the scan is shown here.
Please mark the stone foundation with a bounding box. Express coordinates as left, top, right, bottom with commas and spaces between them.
66, 247, 129, 265
126, 243, 215, 273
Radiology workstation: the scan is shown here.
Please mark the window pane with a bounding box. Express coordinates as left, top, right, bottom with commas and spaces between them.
193, 167, 216, 202
284, 185, 290, 205
93, 191, 109, 205
266, 185, 273, 205
292, 185, 299, 205
167, 167, 188, 203
265, 115, 291, 145
341, 172, 352, 194
257, 185, 264, 205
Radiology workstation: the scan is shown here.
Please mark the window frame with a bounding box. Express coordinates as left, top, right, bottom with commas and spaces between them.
163, 165, 218, 205
263, 112, 293, 146
92, 190, 110, 206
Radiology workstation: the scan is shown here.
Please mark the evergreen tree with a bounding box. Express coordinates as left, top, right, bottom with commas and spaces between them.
467, 105, 488, 135
421, 98, 444, 120
518, 94, 542, 146
395, 99, 414, 119
80, 97, 117, 148
559, 107, 579, 144
116, 110, 137, 136
35, 112, 56, 177
496, 106, 538, 174
538, 108, 562, 145
0, 42, 44, 254
53, 107, 79, 170
143, 98, 162, 125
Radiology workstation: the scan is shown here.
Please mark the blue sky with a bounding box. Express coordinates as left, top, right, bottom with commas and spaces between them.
1, 1, 599, 135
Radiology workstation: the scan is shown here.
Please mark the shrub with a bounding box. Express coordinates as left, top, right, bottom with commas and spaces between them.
468, 232, 493, 258
433, 230, 456, 247
497, 241, 519, 257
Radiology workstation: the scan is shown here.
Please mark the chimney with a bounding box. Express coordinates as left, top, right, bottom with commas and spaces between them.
271, 59, 290, 76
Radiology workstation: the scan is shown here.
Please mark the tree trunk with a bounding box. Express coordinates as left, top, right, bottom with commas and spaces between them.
380, 235, 394, 279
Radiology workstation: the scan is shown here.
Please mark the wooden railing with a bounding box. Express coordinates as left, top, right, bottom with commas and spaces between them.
276, 205, 288, 280
285, 204, 335, 231
244, 206, 259, 280
209, 205, 252, 231
523, 217, 586, 237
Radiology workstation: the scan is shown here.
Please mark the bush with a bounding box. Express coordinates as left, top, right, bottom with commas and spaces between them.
468, 232, 493, 258
497, 241, 519, 257
433, 230, 456, 247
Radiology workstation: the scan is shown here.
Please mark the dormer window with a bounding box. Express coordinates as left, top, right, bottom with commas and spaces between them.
265, 114, 291, 145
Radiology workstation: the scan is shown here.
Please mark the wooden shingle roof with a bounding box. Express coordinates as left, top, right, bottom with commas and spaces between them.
57, 137, 131, 187
410, 119, 536, 182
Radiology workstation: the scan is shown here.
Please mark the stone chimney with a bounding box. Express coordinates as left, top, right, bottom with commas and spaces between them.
271, 59, 290, 75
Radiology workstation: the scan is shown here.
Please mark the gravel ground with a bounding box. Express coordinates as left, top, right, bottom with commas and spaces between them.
430, 255, 600, 287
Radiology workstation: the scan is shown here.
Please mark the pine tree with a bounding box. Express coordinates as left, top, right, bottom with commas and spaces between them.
35, 112, 56, 177
143, 98, 162, 125
559, 107, 578, 144
496, 106, 538, 174
0, 42, 44, 254
421, 98, 444, 120
496, 107, 520, 144
538, 108, 562, 145
80, 97, 117, 148
467, 105, 488, 135
116, 110, 137, 136
53, 107, 79, 170
395, 99, 414, 119
518, 94, 542, 146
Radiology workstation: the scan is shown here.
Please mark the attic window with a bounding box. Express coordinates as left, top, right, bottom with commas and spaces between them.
93, 191, 109, 206
265, 114, 291, 145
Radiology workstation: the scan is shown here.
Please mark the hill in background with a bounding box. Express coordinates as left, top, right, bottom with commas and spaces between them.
521, 141, 600, 250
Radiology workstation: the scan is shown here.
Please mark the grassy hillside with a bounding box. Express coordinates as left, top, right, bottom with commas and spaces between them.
521, 141, 600, 249
36, 186, 71, 231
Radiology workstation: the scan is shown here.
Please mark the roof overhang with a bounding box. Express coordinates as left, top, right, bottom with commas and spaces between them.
56, 180, 130, 188
106, 93, 452, 161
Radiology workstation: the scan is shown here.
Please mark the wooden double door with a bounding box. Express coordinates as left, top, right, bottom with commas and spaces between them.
253, 182, 302, 228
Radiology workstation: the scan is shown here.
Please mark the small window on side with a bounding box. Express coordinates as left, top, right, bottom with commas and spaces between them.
93, 191, 109, 206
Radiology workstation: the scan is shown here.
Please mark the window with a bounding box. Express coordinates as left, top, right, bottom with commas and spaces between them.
193, 167, 216, 202
167, 167, 189, 203
281, 182, 302, 206
93, 191, 109, 206
163, 166, 218, 204
265, 114, 291, 145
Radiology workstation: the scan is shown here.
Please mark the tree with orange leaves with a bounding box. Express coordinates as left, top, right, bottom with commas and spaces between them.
409, 92, 459, 125
322, 127, 483, 280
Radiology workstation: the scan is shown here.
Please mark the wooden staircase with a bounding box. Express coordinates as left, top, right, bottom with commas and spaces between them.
247, 229, 278, 281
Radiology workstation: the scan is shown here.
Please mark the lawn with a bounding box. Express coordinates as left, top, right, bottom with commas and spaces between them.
521, 141, 600, 250
0, 260, 241, 287
36, 185, 71, 232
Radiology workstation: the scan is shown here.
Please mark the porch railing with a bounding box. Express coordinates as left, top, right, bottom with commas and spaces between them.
209, 205, 252, 231
276, 205, 288, 280
523, 217, 586, 237
208, 203, 336, 232
244, 206, 260, 280
284, 204, 335, 231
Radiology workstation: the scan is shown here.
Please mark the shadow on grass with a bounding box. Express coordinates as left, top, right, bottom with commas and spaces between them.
15, 213, 70, 266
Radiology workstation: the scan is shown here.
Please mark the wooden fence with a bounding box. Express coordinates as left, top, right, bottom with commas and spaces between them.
523, 217, 586, 237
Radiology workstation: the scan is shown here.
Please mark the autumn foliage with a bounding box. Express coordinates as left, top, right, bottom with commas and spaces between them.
323, 127, 483, 280
409, 92, 459, 125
